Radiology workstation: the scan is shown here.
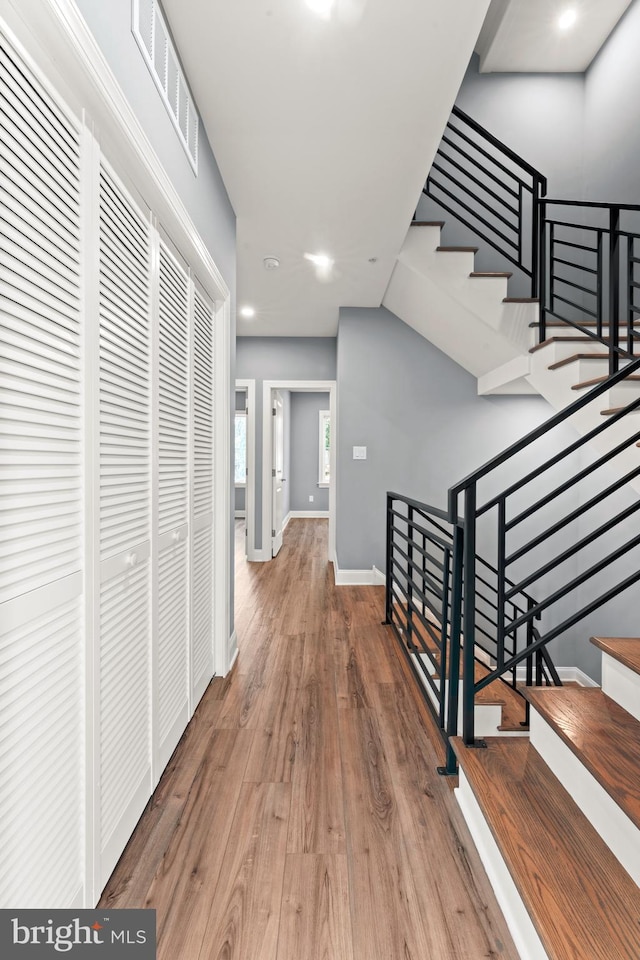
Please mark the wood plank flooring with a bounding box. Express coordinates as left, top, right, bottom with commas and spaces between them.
100, 518, 518, 959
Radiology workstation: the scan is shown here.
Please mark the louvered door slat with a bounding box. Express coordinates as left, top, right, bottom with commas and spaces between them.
155, 241, 189, 763
99, 166, 151, 562
157, 543, 188, 744
193, 289, 214, 517
191, 287, 214, 699
0, 30, 83, 908
157, 244, 188, 534
99, 565, 151, 865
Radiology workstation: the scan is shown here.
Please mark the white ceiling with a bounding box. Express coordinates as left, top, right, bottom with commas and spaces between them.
477, 0, 634, 74
161, 0, 633, 338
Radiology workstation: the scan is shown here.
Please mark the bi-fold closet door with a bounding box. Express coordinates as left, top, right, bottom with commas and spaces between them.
0, 21, 219, 906
95, 166, 217, 891
0, 31, 85, 908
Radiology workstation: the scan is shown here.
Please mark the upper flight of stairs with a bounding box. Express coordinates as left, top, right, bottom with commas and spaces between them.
383, 219, 640, 494
453, 636, 640, 960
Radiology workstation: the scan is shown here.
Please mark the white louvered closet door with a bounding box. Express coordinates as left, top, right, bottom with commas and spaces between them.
98, 163, 152, 888
155, 241, 190, 768
191, 285, 215, 706
0, 33, 84, 906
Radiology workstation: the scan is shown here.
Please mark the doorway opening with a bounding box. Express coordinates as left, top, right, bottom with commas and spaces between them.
262, 380, 336, 563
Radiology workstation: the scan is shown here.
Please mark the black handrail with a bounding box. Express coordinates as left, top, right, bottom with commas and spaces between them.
448, 369, 640, 746
422, 105, 547, 297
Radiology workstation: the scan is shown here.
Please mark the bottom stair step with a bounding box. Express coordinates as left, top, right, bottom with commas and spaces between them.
452, 736, 640, 960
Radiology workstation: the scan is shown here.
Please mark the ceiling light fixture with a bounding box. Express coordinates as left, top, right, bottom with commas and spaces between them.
305, 0, 335, 19
240, 306, 255, 318
558, 8, 578, 31
304, 252, 334, 269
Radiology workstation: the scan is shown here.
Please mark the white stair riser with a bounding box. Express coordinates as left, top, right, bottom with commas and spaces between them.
412, 655, 527, 738
601, 654, 640, 723
533, 337, 607, 366
529, 708, 640, 886
573, 381, 640, 408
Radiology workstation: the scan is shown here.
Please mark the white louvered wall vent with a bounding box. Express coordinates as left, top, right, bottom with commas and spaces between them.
133, 0, 199, 172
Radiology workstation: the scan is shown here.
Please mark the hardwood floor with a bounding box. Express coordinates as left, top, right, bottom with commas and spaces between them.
100, 518, 518, 959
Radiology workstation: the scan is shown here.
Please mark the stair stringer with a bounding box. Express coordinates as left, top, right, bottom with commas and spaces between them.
382, 224, 537, 391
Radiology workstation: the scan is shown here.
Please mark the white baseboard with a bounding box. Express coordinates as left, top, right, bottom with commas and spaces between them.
227, 631, 238, 673
333, 561, 386, 586
514, 665, 598, 687
288, 510, 329, 519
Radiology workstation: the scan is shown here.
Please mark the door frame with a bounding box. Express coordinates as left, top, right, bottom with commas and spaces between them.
235, 378, 256, 559
261, 380, 336, 563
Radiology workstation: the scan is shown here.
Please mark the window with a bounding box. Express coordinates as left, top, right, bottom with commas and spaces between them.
133, 0, 200, 171
235, 412, 247, 485
319, 410, 330, 486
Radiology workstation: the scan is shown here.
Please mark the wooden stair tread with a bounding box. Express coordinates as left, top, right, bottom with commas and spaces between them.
437, 245, 478, 253
411, 220, 444, 227
547, 352, 610, 370
452, 736, 640, 960
591, 636, 640, 676
524, 686, 640, 830
469, 271, 512, 279
572, 375, 640, 389
530, 336, 598, 354
600, 405, 640, 415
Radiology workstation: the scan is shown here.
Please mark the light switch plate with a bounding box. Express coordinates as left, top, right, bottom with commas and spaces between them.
353, 446, 367, 460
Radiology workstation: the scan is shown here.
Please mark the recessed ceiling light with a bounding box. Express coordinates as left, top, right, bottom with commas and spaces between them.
558, 8, 578, 31
305, 0, 335, 19
240, 306, 255, 318
304, 252, 334, 269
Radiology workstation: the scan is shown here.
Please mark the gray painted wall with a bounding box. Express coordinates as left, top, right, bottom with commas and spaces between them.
236, 338, 336, 549
289, 393, 330, 512
584, 0, 640, 203
416, 54, 585, 296
75, 0, 236, 284
335, 306, 627, 673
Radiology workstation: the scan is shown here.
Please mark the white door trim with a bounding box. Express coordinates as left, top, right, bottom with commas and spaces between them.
261, 380, 336, 564
235, 379, 257, 560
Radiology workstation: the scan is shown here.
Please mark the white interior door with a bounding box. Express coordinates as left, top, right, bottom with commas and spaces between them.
155, 240, 190, 770
0, 31, 85, 906
97, 162, 152, 889
271, 390, 285, 556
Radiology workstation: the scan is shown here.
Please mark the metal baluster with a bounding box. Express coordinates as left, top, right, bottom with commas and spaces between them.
442, 524, 464, 775
384, 494, 393, 625
609, 206, 621, 375
462, 486, 477, 746
439, 547, 451, 730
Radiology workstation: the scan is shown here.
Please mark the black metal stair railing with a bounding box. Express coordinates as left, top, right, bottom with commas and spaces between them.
384, 493, 557, 774
422, 108, 640, 372
539, 199, 640, 373
448, 355, 640, 747
423, 105, 547, 297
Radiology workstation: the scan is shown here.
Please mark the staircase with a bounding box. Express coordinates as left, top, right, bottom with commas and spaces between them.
453, 637, 640, 960
383, 106, 640, 960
